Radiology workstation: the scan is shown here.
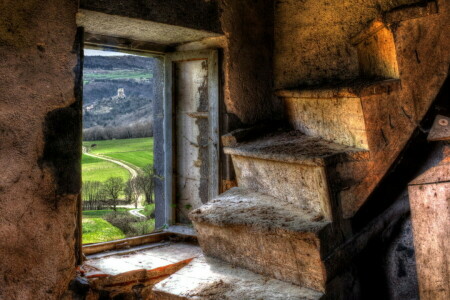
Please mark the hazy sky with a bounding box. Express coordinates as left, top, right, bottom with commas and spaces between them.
84, 49, 135, 56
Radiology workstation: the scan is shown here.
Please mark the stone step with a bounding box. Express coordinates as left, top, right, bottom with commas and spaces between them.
189, 187, 334, 292
275, 79, 401, 149
223, 130, 369, 221
151, 254, 325, 300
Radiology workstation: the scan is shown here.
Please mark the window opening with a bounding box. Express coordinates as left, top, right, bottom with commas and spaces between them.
81, 47, 163, 244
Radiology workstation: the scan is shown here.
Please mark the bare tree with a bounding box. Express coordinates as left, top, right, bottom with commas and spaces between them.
124, 178, 139, 208
102, 177, 124, 211
82, 181, 105, 210
83, 120, 153, 141
135, 164, 154, 204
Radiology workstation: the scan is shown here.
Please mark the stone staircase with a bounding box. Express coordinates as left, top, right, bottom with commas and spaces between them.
187, 13, 433, 298
155, 2, 445, 299
189, 124, 372, 296
189, 76, 403, 294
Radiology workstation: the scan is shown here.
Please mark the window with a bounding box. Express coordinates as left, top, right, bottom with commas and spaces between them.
81, 47, 163, 244
78, 33, 220, 250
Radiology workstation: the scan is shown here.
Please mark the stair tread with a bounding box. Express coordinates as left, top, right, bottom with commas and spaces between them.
190, 187, 330, 233
224, 130, 369, 166
152, 254, 324, 300
275, 78, 401, 99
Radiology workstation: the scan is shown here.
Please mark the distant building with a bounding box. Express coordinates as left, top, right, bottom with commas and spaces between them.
117, 88, 126, 98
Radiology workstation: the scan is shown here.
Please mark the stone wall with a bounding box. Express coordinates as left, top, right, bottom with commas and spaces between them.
219, 0, 278, 126
0, 0, 80, 299
0, 0, 448, 299
275, 0, 426, 88
354, 142, 449, 299
80, 0, 221, 34
0, 2, 275, 297
275, 0, 450, 217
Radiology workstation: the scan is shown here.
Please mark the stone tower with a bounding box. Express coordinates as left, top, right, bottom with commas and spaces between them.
117, 88, 125, 98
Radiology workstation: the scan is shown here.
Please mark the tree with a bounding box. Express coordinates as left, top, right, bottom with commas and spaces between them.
124, 178, 138, 208
102, 177, 124, 211
82, 181, 105, 210
136, 164, 154, 204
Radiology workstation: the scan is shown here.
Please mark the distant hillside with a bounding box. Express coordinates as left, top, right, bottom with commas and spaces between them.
84, 55, 157, 70
82, 55, 161, 136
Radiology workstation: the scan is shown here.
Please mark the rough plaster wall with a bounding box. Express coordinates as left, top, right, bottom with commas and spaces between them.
356, 213, 419, 300
220, 0, 279, 126
0, 0, 79, 299
385, 217, 419, 300
275, 0, 450, 217
274, 0, 421, 88
339, 0, 450, 217
353, 143, 449, 299
80, 0, 221, 34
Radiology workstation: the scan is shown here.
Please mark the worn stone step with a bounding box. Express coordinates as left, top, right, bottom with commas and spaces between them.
151, 254, 325, 300
223, 130, 369, 221
275, 79, 401, 149
189, 187, 335, 292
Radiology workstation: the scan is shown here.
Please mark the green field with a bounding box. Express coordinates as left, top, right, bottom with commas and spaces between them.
81, 137, 155, 244
82, 154, 130, 182
83, 208, 130, 218
82, 217, 125, 244
82, 208, 155, 244
84, 70, 153, 82
83, 137, 153, 170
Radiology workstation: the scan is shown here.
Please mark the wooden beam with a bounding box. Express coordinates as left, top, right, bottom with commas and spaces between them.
83, 232, 170, 255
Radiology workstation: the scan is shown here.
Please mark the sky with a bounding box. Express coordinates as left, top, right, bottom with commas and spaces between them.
84, 49, 135, 56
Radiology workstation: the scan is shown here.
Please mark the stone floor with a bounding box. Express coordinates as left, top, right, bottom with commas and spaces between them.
84, 242, 202, 276
80, 241, 324, 299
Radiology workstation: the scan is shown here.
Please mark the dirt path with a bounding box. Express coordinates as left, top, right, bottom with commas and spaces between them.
129, 208, 146, 219
83, 147, 138, 179
82, 147, 144, 214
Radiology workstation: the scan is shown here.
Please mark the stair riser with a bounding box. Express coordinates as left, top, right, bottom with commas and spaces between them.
283, 97, 369, 149
193, 222, 326, 292
232, 155, 332, 220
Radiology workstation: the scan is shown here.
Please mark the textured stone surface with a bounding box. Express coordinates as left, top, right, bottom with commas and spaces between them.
77, 9, 221, 47
273, 0, 450, 218
408, 159, 450, 300
224, 130, 368, 220
80, 0, 221, 34
224, 130, 369, 166
219, 0, 278, 125
231, 156, 332, 219
190, 188, 330, 231
385, 218, 419, 300
279, 78, 402, 150
152, 255, 324, 300
276, 78, 402, 99
1, 0, 449, 299
338, 0, 450, 217
284, 96, 368, 149
0, 0, 79, 299
352, 21, 399, 79
274, 0, 419, 88
85, 242, 201, 276
190, 188, 330, 291
82, 243, 201, 298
